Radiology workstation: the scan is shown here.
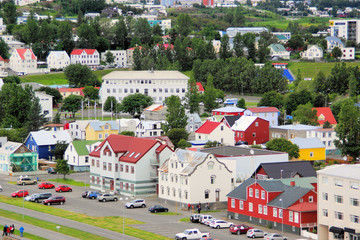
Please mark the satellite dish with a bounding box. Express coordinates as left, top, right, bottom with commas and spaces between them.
250, 149, 254, 155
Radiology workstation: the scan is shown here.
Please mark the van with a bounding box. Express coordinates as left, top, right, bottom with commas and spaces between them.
200, 215, 213, 224
17, 71, 27, 76
30, 192, 52, 203
224, 98, 238, 106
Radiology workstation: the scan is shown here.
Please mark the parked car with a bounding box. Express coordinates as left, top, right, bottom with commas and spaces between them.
87, 191, 101, 199
0, 185, 3, 192
209, 220, 234, 229
230, 224, 253, 235
55, 185, 72, 192
29, 192, 52, 203
11, 190, 29, 197
38, 182, 55, 189
266, 233, 287, 240
81, 190, 89, 198
17, 177, 37, 185
125, 199, 146, 208
205, 218, 217, 226
47, 167, 57, 174
247, 229, 267, 238
148, 205, 168, 213
200, 238, 220, 240
235, 140, 249, 146
190, 214, 201, 223
175, 228, 210, 240
24, 193, 36, 201
200, 215, 213, 224
43, 196, 65, 205
97, 193, 118, 202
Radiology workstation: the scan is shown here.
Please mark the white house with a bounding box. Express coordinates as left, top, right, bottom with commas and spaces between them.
300, 45, 323, 60
269, 44, 290, 60
325, 36, 344, 52
158, 149, 234, 206
70, 49, 100, 66
135, 120, 165, 137
340, 47, 355, 60
68, 120, 96, 140
64, 140, 100, 171
35, 91, 53, 121
47, 51, 70, 70
89, 134, 173, 195
243, 107, 280, 126
116, 118, 140, 133
101, 50, 127, 67
10, 49, 37, 72
195, 121, 235, 146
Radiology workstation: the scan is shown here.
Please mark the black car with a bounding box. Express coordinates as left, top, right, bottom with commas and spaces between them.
30, 192, 52, 203
47, 167, 57, 174
148, 205, 169, 213
190, 214, 201, 223
81, 190, 89, 198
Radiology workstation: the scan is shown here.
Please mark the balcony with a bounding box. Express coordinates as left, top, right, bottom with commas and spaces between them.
151, 159, 160, 166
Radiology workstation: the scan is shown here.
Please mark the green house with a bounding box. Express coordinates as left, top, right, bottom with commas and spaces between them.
0, 141, 37, 173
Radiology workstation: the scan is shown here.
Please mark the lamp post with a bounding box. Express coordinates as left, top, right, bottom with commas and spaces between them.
120, 197, 128, 240
280, 169, 283, 179
279, 198, 283, 235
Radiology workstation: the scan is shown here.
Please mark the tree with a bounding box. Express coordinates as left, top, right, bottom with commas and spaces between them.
55, 159, 70, 179
203, 74, 218, 113
77, 23, 98, 49
58, 21, 75, 54
64, 64, 99, 87
219, 34, 232, 59
61, 95, 83, 119
332, 46, 342, 61
237, 98, 246, 109
82, 86, 99, 100
119, 131, 135, 136
104, 51, 115, 66
293, 102, 319, 126
3, 76, 20, 84
258, 91, 284, 109
132, 47, 142, 70
166, 128, 189, 148
233, 33, 244, 57
3, 1, 17, 25
323, 121, 332, 129
162, 95, 188, 134
113, 17, 128, 50
349, 72, 358, 98
294, 69, 302, 87
177, 139, 191, 149
204, 140, 219, 148
135, 18, 151, 45
51, 141, 69, 160
284, 90, 313, 115
119, 93, 153, 117
0, 39, 10, 59
103, 96, 118, 116
313, 71, 327, 93
331, 98, 356, 122
184, 77, 200, 114
37, 86, 63, 106
176, 14, 192, 37
26, 96, 46, 132
266, 138, 300, 159
334, 100, 360, 161
286, 34, 304, 52
53, 112, 61, 124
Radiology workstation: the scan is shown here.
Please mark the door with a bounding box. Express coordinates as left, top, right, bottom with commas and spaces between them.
215, 189, 220, 202
110, 180, 114, 191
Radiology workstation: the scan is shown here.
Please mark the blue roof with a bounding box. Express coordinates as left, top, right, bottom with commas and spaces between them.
282, 69, 294, 82
88, 121, 118, 131
325, 36, 344, 46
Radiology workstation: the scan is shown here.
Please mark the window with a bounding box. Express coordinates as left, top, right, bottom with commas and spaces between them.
258, 204, 262, 214
96, 160, 99, 168
310, 152, 314, 157
120, 164, 123, 172
91, 159, 95, 167
204, 190, 209, 199
249, 188, 253, 197
211, 175, 215, 184
108, 163, 112, 171
255, 122, 258, 127
103, 162, 107, 170
273, 208, 277, 217
335, 195, 343, 203
261, 190, 265, 200
125, 165, 129, 173
98, 133, 103, 139
351, 181, 359, 190
351, 215, 359, 223
351, 198, 359, 206
279, 209, 283, 218
253, 133, 256, 137
255, 189, 259, 198
309, 196, 313, 202
115, 164, 118, 172
323, 192, 328, 201
335, 211, 343, 220
131, 166, 134, 174
231, 199, 235, 208
322, 176, 328, 184
294, 212, 299, 223
263, 206, 268, 215
249, 202, 253, 212
221, 126, 224, 131
208, 161, 214, 170
289, 211, 293, 222
335, 179, 343, 187
240, 201, 244, 210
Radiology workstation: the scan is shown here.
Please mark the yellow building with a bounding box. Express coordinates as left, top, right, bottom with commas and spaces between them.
290, 137, 326, 161
85, 121, 119, 140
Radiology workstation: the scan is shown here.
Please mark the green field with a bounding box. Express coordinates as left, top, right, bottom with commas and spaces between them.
287, 62, 360, 79
251, 16, 330, 30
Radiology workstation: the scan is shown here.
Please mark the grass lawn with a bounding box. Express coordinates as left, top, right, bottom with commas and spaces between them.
250, 16, 330, 30
48, 178, 90, 187
0, 224, 48, 240
288, 62, 360, 79
0, 195, 171, 240
179, 218, 189, 222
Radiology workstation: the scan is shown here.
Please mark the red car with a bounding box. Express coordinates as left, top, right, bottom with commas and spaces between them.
55, 185, 72, 192
229, 224, 253, 235
43, 196, 65, 205
11, 190, 29, 197
38, 182, 55, 189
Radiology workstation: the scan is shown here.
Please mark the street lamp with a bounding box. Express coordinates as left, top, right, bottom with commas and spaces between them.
120, 197, 128, 240
280, 169, 283, 179
279, 198, 283, 235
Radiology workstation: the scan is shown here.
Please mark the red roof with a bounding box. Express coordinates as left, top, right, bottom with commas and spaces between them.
195, 121, 221, 134
272, 63, 288, 66
89, 134, 172, 164
16, 49, 36, 60
287, 202, 317, 212
128, 46, 144, 51
70, 49, 97, 55
156, 44, 174, 50
196, 82, 204, 92
313, 107, 337, 125
247, 107, 280, 113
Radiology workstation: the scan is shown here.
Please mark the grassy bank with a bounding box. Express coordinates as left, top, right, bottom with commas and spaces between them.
48, 178, 90, 187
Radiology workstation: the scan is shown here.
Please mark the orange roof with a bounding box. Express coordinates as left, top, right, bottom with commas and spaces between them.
247, 107, 279, 113
128, 46, 144, 51
195, 121, 221, 134
313, 107, 337, 125
144, 104, 165, 112
287, 202, 317, 212
196, 82, 204, 92
58, 88, 83, 92
70, 49, 97, 55
16, 49, 36, 60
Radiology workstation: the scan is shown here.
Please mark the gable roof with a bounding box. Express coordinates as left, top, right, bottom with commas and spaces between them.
290, 137, 325, 149
231, 116, 263, 131
212, 106, 245, 113
247, 107, 280, 113
270, 124, 321, 131
26, 130, 72, 146
48, 51, 69, 58
89, 134, 173, 163
187, 113, 202, 123
87, 121, 118, 131
287, 202, 317, 212
222, 115, 241, 127
144, 104, 166, 112
72, 140, 100, 156
201, 146, 283, 157
0, 141, 22, 155
267, 185, 312, 209
196, 82, 204, 92
252, 161, 316, 179
325, 36, 344, 46
195, 121, 221, 134
269, 44, 287, 52
142, 135, 175, 149
71, 49, 97, 55
313, 107, 337, 125
15, 49, 36, 60
307, 45, 322, 52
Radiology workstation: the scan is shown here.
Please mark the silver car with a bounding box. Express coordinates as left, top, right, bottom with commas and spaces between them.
97, 193, 118, 202
125, 199, 146, 208
266, 233, 287, 240
247, 229, 267, 238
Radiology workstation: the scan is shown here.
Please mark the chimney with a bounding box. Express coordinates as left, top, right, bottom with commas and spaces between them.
290, 181, 296, 187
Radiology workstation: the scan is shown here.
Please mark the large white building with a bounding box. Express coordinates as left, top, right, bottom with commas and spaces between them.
329, 19, 360, 43
10, 49, 37, 72
318, 164, 360, 240
47, 51, 70, 70
70, 49, 100, 66
35, 91, 53, 121
100, 71, 189, 104
301, 45, 323, 61
101, 50, 127, 67
226, 27, 269, 38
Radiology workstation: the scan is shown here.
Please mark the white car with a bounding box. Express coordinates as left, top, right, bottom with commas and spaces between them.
125, 199, 146, 208
200, 215, 213, 224
205, 218, 217, 226
266, 233, 287, 240
247, 229, 267, 238
209, 220, 233, 229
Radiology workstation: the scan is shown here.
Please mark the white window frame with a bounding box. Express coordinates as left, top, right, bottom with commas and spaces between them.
258, 204, 262, 214
273, 207, 277, 217
249, 202, 253, 212
231, 199, 235, 208
240, 200, 244, 210
249, 188, 253, 197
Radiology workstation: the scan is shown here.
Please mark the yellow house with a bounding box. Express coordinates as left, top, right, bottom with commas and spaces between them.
85, 121, 119, 140
290, 137, 326, 161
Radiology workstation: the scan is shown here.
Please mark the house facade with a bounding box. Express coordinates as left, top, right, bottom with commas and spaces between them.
46, 51, 70, 70
143, 104, 167, 121
231, 116, 269, 145
300, 45, 323, 60
290, 137, 326, 161
70, 49, 100, 66
85, 121, 119, 141
135, 120, 164, 137
101, 50, 127, 67
244, 107, 279, 126
158, 149, 234, 206
325, 36, 344, 52
68, 120, 95, 140
227, 177, 318, 235
89, 134, 173, 196
10, 49, 37, 72
64, 140, 100, 171
306, 128, 338, 154
329, 19, 360, 43
318, 164, 360, 240
269, 44, 290, 60
0, 141, 37, 173
35, 91, 53, 121
195, 121, 235, 146
212, 106, 245, 116
341, 47, 355, 60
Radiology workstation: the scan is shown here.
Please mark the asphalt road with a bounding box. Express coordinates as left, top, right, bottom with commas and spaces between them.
0, 173, 306, 240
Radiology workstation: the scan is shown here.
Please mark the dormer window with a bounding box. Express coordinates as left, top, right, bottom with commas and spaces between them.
134, 153, 140, 158
104, 124, 109, 130
129, 152, 135, 157
123, 151, 129, 156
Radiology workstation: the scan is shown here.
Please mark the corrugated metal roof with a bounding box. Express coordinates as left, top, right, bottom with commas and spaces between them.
88, 121, 118, 131
28, 130, 72, 146
102, 71, 189, 80
270, 124, 321, 131
231, 116, 258, 131
290, 137, 325, 149
212, 106, 245, 113
317, 164, 360, 180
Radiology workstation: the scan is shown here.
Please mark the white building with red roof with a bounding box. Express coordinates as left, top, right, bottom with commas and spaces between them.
47, 50, 70, 70
196, 82, 204, 94
244, 107, 280, 126
70, 49, 100, 66
89, 134, 173, 196
195, 121, 235, 146
10, 48, 37, 72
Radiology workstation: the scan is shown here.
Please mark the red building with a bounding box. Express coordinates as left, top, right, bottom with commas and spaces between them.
212, 106, 245, 116
231, 116, 269, 145
203, 0, 214, 6
227, 177, 317, 235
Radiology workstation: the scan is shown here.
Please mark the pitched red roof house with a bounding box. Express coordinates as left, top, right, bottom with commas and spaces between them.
16, 49, 37, 60
196, 82, 204, 93
156, 44, 174, 50
195, 121, 221, 134
127, 46, 144, 51
313, 107, 337, 125
70, 49, 97, 55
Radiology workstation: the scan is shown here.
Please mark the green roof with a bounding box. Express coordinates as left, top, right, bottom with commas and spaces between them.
276, 35, 288, 40
72, 140, 100, 156
280, 177, 317, 189
269, 44, 287, 53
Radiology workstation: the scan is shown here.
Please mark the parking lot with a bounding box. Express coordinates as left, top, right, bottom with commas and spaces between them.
0, 173, 306, 240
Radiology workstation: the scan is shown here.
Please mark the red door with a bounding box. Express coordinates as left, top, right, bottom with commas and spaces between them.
110, 180, 114, 191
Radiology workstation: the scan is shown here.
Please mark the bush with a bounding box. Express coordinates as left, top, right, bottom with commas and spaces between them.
267, 223, 272, 229
200, 113, 209, 117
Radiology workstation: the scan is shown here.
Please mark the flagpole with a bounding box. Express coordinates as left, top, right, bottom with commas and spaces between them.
81, 100, 84, 120
111, 100, 113, 121
88, 99, 91, 119
94, 101, 97, 120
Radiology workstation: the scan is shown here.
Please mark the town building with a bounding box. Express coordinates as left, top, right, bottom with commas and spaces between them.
64, 140, 100, 171
329, 19, 360, 43
244, 107, 280, 126
9, 49, 37, 72
116, 118, 140, 133
70, 49, 100, 66
186, 113, 202, 133
35, 91, 53, 121
195, 121, 235, 146
89, 134, 173, 195
126, 46, 143, 67
143, 104, 167, 121
68, 120, 96, 140
135, 120, 165, 137
85, 121, 119, 141
300, 45, 323, 61
226, 27, 269, 38
325, 36, 344, 52
158, 149, 234, 206
101, 50, 127, 67
318, 164, 360, 240
212, 106, 245, 116
340, 47, 355, 60
313, 107, 337, 126
46, 51, 70, 70
231, 116, 269, 145
148, 19, 172, 33
269, 44, 290, 60
100, 71, 189, 104
290, 137, 326, 161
